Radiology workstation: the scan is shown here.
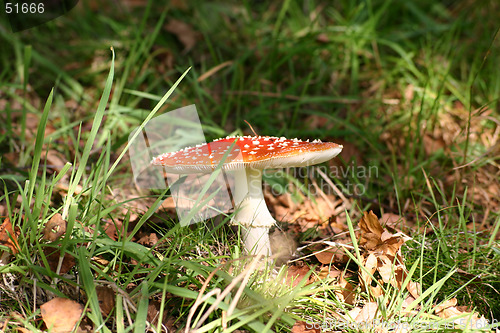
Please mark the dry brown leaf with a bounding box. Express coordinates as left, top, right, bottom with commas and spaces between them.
309, 266, 341, 284
360, 253, 378, 287
439, 306, 463, 319
43, 248, 76, 274
376, 254, 406, 289
406, 281, 420, 299
347, 306, 362, 321
337, 275, 356, 305
291, 320, 321, 333
328, 269, 342, 279
286, 265, 311, 287
370, 282, 384, 298
96, 286, 115, 317
45, 150, 67, 173
435, 298, 457, 313
43, 214, 67, 242
40, 297, 83, 333
169, 0, 188, 10
312, 266, 331, 281
269, 192, 344, 232
434, 298, 489, 329
379, 235, 406, 257
393, 265, 406, 290
137, 232, 159, 246
423, 133, 446, 155
3, 152, 19, 166
380, 213, 406, 229
359, 211, 408, 256
354, 302, 378, 323
103, 220, 124, 241
434, 298, 488, 328
147, 300, 170, 328
360, 250, 417, 299
314, 247, 342, 264
401, 296, 416, 310
377, 255, 394, 284
75, 316, 94, 333
359, 211, 384, 250
0, 218, 19, 254
165, 19, 199, 52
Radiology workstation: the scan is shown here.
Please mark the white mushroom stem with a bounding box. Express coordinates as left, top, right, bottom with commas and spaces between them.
230, 167, 275, 256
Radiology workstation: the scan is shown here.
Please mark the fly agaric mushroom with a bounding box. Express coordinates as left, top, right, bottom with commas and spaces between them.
151, 136, 343, 256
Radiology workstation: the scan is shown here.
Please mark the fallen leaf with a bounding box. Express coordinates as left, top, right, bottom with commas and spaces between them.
291, 320, 321, 333
43, 248, 76, 274
96, 286, 115, 317
137, 232, 159, 246
103, 220, 124, 241
336, 275, 356, 305
401, 296, 416, 310
359, 211, 384, 250
359, 211, 409, 257
169, 0, 188, 10
285, 265, 311, 287
434, 298, 489, 329
45, 150, 67, 173
347, 306, 362, 321
355, 302, 378, 323
40, 297, 83, 333
406, 281, 420, 299
376, 255, 394, 284
314, 246, 348, 265
147, 300, 169, 328
379, 234, 406, 257
0, 218, 19, 254
380, 213, 406, 229
423, 133, 446, 155
165, 19, 199, 52
310, 266, 340, 283
435, 298, 457, 313
43, 214, 67, 242
370, 282, 384, 298
359, 253, 378, 287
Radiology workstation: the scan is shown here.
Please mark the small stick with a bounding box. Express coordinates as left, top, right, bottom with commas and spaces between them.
243, 120, 258, 136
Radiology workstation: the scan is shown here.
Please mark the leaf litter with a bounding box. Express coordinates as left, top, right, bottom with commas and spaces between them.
40, 297, 83, 333
287, 210, 491, 332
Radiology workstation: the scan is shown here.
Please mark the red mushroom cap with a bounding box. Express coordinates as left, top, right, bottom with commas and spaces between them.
151, 136, 343, 174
